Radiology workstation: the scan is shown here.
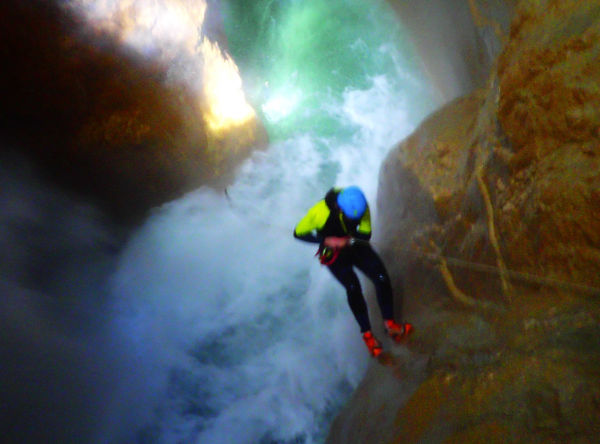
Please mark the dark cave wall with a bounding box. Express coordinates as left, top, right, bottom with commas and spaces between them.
0, 0, 266, 224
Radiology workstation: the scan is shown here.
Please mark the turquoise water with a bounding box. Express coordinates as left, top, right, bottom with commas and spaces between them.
222, 0, 430, 141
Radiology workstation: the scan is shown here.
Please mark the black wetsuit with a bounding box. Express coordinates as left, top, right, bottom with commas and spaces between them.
294, 188, 399, 332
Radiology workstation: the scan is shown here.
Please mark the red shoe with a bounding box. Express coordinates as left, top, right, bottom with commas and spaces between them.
362, 330, 383, 357
384, 319, 414, 343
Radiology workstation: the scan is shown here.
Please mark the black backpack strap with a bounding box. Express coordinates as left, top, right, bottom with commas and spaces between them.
324, 187, 340, 210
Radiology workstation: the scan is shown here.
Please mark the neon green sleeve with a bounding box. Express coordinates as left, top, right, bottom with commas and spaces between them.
357, 206, 371, 237
294, 200, 331, 236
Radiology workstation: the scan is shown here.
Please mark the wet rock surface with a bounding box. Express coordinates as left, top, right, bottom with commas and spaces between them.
0, 0, 266, 224
329, 1, 600, 442
386, 0, 516, 103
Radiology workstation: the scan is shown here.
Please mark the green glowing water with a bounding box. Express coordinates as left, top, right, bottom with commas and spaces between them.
222, 0, 430, 141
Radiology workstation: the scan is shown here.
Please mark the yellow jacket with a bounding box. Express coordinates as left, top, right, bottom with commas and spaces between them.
294, 188, 371, 244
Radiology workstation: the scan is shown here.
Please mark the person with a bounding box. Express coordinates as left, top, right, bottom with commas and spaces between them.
293, 186, 413, 357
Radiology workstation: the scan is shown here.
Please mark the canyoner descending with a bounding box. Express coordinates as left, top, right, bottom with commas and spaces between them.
294, 186, 413, 357
98, 0, 434, 443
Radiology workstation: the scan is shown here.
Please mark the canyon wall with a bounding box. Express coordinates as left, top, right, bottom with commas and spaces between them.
388, 0, 516, 103
0, 0, 266, 224
329, 1, 600, 442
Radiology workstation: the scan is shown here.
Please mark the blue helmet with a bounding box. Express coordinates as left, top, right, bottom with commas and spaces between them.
337, 186, 367, 220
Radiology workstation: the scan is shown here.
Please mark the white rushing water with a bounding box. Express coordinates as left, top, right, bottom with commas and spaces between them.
62, 0, 436, 442
0, 1, 438, 444
101, 76, 422, 444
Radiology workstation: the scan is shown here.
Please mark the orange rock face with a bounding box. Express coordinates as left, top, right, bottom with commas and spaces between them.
381, 0, 600, 299
329, 2, 600, 443
495, 0, 600, 285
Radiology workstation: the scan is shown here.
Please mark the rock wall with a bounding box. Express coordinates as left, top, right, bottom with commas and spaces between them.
387, 0, 516, 102
0, 0, 266, 224
329, 1, 600, 442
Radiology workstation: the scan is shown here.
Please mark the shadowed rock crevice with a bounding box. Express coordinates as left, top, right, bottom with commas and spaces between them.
0, 0, 266, 225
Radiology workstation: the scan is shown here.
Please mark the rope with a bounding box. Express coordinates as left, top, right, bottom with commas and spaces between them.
476, 169, 512, 302
434, 252, 506, 313
418, 250, 600, 296
225, 189, 600, 297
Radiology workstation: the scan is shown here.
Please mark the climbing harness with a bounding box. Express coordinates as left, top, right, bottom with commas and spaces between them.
316, 245, 341, 266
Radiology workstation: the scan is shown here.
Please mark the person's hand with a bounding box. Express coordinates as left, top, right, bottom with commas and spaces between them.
324, 236, 350, 248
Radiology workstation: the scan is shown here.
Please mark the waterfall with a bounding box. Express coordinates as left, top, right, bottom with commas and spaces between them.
1, 1, 434, 443
102, 1, 433, 442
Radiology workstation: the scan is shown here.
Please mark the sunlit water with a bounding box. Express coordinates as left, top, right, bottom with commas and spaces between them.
95, 1, 433, 442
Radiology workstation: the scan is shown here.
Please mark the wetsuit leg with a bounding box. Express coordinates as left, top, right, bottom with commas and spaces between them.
327, 255, 371, 332
351, 243, 398, 321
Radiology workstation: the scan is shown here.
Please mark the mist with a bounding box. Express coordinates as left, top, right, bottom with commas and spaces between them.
0, 151, 138, 443
0, 0, 434, 442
